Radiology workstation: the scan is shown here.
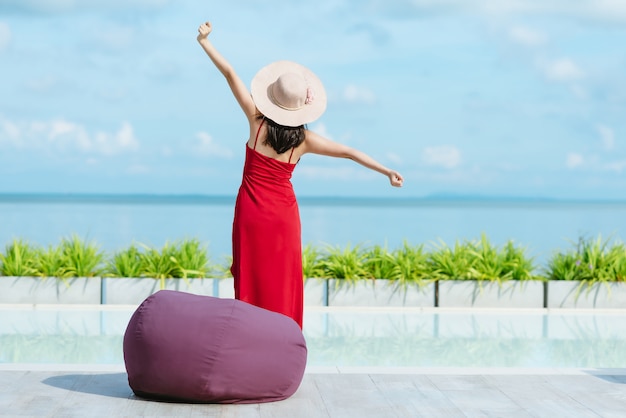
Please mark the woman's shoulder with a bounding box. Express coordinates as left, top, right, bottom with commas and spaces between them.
303, 129, 324, 143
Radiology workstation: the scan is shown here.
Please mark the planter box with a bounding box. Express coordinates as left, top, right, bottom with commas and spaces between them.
215, 278, 235, 299
547, 280, 626, 309
176, 278, 215, 297
101, 278, 215, 305
212, 278, 329, 305
0, 276, 101, 304
304, 278, 328, 306
327, 279, 434, 307
437, 280, 545, 308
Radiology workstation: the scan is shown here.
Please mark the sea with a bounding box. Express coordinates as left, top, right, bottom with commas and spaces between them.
2, 194, 626, 268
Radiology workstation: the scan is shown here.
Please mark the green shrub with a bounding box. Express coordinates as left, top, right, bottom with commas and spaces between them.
0, 239, 39, 277
138, 242, 178, 280
546, 236, 626, 284
427, 235, 537, 282
214, 255, 233, 278
106, 239, 212, 279
59, 235, 105, 277
107, 244, 142, 278
498, 241, 538, 281
467, 235, 537, 282
35, 245, 66, 278
302, 244, 324, 279
317, 244, 368, 281
427, 239, 475, 280
363, 244, 397, 280
3, 234, 626, 283
169, 238, 211, 278
607, 245, 626, 282
391, 242, 430, 283
466, 235, 505, 281
364, 242, 430, 284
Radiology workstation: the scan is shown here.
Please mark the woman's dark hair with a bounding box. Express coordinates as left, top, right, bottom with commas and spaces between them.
257, 115, 306, 154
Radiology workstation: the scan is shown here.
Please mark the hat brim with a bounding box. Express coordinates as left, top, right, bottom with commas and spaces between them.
251, 61, 327, 127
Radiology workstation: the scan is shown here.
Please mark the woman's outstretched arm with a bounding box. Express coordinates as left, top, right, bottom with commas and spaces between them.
302, 130, 404, 187
196, 22, 257, 121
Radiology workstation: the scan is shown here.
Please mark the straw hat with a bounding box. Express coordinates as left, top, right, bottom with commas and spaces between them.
251, 61, 327, 127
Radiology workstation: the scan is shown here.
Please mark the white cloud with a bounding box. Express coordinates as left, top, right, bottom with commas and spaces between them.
508, 26, 546, 47
370, 0, 626, 24
343, 85, 376, 104
0, 118, 20, 146
566, 152, 584, 169
576, 0, 626, 23
310, 122, 334, 141
194, 132, 233, 159
597, 124, 615, 151
0, 22, 11, 51
604, 160, 626, 173
421, 145, 462, 169
0, 0, 171, 14
97, 122, 139, 155
565, 150, 626, 173
48, 119, 91, 151
500, 24, 585, 94
489, 0, 626, 19
540, 58, 585, 82
24, 76, 59, 93
0, 115, 139, 155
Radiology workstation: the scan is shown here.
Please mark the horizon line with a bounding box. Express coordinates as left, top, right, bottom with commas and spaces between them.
1, 192, 626, 207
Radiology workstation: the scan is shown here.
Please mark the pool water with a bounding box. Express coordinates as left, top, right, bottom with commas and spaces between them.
1, 306, 626, 368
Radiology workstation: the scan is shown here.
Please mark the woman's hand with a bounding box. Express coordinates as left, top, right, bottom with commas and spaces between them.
197, 21, 212, 42
388, 170, 404, 187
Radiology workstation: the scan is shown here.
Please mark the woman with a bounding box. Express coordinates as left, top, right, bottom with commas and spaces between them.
197, 21, 403, 328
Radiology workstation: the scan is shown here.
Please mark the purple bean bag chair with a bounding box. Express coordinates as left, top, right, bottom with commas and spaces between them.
123, 290, 307, 404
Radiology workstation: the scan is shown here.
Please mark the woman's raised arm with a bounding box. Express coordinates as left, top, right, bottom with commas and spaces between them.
302, 130, 404, 187
197, 22, 257, 121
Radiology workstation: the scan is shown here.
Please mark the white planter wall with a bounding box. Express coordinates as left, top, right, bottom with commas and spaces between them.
101, 277, 161, 305
174, 278, 215, 297
211, 278, 328, 305
437, 280, 545, 308
0, 276, 101, 304
304, 279, 327, 306
215, 278, 235, 299
547, 281, 626, 309
3, 276, 626, 309
102, 278, 215, 304
327, 279, 434, 307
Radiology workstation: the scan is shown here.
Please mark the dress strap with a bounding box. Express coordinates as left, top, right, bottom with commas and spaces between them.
253, 119, 265, 150
287, 146, 296, 164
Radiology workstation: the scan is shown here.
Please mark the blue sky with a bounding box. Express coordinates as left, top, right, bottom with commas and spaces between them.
1, 0, 625, 199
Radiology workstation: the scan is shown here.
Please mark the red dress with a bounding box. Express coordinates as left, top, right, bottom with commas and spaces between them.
231, 121, 304, 328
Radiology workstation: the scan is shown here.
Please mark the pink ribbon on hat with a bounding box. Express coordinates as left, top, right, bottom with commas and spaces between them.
305, 87, 314, 105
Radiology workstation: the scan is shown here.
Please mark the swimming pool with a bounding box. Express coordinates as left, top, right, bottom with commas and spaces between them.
1, 306, 626, 369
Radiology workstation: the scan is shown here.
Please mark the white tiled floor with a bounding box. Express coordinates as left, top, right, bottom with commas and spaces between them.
1, 368, 625, 417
